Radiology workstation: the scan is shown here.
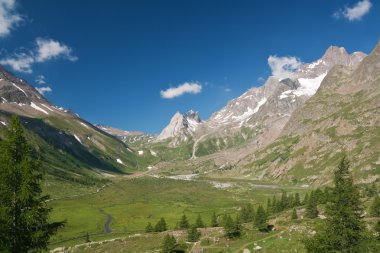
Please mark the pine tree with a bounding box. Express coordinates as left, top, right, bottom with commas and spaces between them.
240, 203, 254, 223
0, 116, 65, 252
211, 212, 218, 227
294, 193, 301, 206
305, 191, 319, 219
223, 215, 240, 238
304, 157, 370, 252
195, 214, 205, 228
254, 205, 268, 231
179, 214, 189, 229
280, 191, 288, 210
370, 195, 380, 217
145, 222, 153, 232
161, 234, 176, 253
303, 192, 309, 205
291, 208, 298, 220
84, 232, 90, 243
187, 225, 201, 242
154, 217, 167, 232
266, 199, 272, 215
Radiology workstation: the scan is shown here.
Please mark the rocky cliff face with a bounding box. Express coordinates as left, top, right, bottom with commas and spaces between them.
186, 45, 366, 158
238, 40, 380, 185
156, 110, 201, 146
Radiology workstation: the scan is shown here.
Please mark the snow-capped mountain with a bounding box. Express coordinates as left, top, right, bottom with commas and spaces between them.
152, 46, 366, 160
156, 110, 201, 146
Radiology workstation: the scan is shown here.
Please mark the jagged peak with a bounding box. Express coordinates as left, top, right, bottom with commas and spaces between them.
322, 46, 349, 60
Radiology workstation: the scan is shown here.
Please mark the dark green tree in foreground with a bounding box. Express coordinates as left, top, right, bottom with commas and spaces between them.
224, 215, 240, 238
305, 191, 319, 219
0, 116, 65, 253
187, 225, 201, 242
161, 234, 176, 253
154, 217, 167, 232
145, 222, 154, 232
254, 205, 268, 231
195, 214, 205, 228
211, 212, 218, 227
304, 157, 373, 252
179, 214, 189, 229
370, 195, 380, 217
291, 208, 298, 220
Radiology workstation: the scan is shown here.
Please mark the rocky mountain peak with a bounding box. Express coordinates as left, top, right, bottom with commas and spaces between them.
322, 46, 348, 60
185, 110, 201, 123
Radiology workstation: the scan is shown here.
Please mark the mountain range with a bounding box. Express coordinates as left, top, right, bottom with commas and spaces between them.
1, 40, 380, 186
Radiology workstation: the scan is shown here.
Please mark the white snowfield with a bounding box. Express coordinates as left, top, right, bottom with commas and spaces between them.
116, 158, 124, 165
0, 121, 6, 126
40, 103, 54, 112
279, 73, 327, 99
30, 102, 49, 115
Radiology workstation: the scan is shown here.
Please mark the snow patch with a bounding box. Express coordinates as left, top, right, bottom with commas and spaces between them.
138, 150, 144, 155
74, 134, 82, 144
12, 83, 28, 97
30, 102, 49, 115
296, 73, 327, 97
40, 104, 54, 112
150, 150, 157, 157
116, 158, 124, 165
80, 122, 89, 128
0, 121, 6, 126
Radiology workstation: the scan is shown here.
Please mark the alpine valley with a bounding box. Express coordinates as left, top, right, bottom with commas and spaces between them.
1, 40, 380, 252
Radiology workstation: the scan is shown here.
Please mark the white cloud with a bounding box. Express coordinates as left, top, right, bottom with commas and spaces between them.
160, 82, 202, 99
334, 0, 372, 21
0, 38, 77, 73
0, 0, 22, 38
0, 52, 34, 73
35, 75, 46, 84
35, 38, 78, 62
224, 88, 231, 92
268, 55, 302, 80
257, 76, 265, 82
35, 86, 52, 95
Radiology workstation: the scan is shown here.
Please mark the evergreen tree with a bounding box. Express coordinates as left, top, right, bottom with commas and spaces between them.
179, 214, 189, 229
161, 234, 176, 253
254, 205, 268, 231
305, 191, 319, 219
288, 194, 295, 208
84, 232, 90, 243
223, 215, 240, 238
303, 192, 309, 205
211, 212, 218, 227
145, 222, 153, 232
370, 195, 380, 217
304, 157, 370, 252
291, 208, 298, 220
0, 116, 65, 252
240, 203, 254, 223
187, 225, 201, 242
195, 214, 205, 228
266, 199, 272, 215
294, 193, 301, 207
154, 217, 167, 232
271, 195, 279, 213
280, 191, 288, 210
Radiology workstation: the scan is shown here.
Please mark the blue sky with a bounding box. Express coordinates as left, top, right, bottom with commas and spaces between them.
0, 0, 378, 133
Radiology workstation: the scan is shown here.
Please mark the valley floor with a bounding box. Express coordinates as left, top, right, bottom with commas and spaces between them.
47, 171, 312, 252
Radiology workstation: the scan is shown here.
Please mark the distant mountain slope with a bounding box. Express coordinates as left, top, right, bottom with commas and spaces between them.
0, 66, 143, 184
239, 40, 380, 185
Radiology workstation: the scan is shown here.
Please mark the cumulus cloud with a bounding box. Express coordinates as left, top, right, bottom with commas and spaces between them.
334, 0, 372, 21
0, 38, 77, 73
35, 38, 78, 62
160, 82, 202, 99
0, 52, 34, 73
0, 0, 23, 38
35, 86, 52, 95
268, 55, 302, 80
35, 74, 46, 84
